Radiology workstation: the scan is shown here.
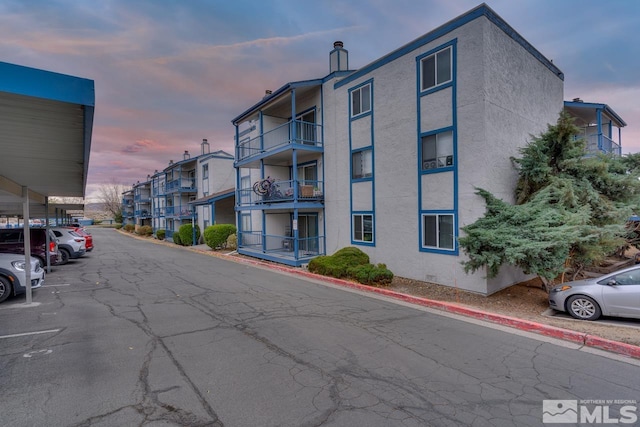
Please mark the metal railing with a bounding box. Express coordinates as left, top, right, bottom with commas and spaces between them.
236, 120, 322, 161
237, 179, 324, 206
166, 179, 196, 192
584, 134, 621, 156
238, 231, 325, 259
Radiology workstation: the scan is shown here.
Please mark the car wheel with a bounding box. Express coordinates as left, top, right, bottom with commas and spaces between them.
567, 295, 602, 321
0, 276, 12, 303
59, 248, 70, 265
35, 256, 45, 269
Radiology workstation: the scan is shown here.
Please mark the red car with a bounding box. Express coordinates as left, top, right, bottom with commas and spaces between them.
66, 227, 93, 251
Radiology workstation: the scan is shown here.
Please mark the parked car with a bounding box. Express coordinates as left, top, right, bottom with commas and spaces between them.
0, 253, 45, 303
549, 265, 640, 320
67, 226, 93, 251
51, 227, 86, 264
0, 228, 59, 267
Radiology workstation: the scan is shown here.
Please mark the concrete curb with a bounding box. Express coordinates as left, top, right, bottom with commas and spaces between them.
117, 230, 640, 360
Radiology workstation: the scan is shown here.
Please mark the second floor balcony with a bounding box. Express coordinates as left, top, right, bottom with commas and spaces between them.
585, 133, 621, 156
238, 179, 324, 207
166, 178, 196, 193
236, 120, 322, 164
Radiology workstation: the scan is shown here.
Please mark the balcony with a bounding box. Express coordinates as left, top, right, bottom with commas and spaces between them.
164, 206, 193, 218
585, 134, 621, 156
166, 178, 196, 194
237, 120, 322, 163
154, 208, 165, 217
238, 230, 325, 266
238, 179, 324, 207
134, 210, 151, 218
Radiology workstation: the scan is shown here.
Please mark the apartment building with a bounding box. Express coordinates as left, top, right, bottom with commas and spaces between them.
231, 4, 626, 295
122, 139, 235, 242
133, 178, 152, 230
190, 139, 235, 233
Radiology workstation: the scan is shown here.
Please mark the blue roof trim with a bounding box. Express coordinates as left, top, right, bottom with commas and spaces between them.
335, 3, 563, 90
564, 101, 627, 127
0, 61, 95, 106
231, 78, 324, 124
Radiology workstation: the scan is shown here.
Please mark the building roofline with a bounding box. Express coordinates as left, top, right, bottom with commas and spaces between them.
231, 78, 324, 124
564, 101, 627, 127
335, 3, 563, 89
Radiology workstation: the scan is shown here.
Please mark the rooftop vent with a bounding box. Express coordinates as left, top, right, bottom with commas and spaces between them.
573, 97, 583, 103
184, 150, 190, 160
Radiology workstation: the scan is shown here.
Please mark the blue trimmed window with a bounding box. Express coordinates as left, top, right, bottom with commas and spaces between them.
353, 214, 374, 243
351, 83, 371, 117
422, 213, 454, 250
421, 130, 453, 171
202, 164, 209, 179
420, 46, 451, 91
352, 148, 373, 179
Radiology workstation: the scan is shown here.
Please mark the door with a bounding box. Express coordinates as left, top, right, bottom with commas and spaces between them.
599, 269, 640, 317
297, 214, 318, 254
296, 110, 316, 145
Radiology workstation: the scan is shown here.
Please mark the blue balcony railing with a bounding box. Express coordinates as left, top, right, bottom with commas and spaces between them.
238, 230, 325, 261
237, 179, 324, 206
582, 133, 621, 156
166, 179, 196, 193
237, 120, 322, 161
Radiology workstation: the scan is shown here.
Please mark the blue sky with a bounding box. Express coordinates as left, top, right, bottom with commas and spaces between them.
0, 0, 638, 200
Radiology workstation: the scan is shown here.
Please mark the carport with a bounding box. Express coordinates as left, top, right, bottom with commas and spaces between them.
0, 61, 94, 303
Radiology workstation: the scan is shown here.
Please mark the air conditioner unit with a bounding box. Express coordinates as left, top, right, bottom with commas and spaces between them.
423, 159, 437, 170
446, 155, 453, 166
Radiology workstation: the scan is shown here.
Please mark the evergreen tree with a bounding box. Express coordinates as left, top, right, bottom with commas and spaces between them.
460, 112, 640, 291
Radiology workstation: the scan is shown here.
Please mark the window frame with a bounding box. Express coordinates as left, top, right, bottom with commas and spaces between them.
420, 46, 452, 92
202, 164, 209, 180
350, 83, 371, 118
352, 213, 374, 244
421, 213, 455, 251
421, 129, 454, 171
351, 148, 373, 180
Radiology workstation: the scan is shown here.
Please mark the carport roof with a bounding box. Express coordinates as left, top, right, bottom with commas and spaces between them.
0, 61, 94, 216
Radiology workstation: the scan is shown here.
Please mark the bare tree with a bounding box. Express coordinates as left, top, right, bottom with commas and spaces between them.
97, 180, 127, 221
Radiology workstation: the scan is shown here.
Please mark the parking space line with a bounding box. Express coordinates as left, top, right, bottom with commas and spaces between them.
40, 284, 71, 287
0, 329, 61, 340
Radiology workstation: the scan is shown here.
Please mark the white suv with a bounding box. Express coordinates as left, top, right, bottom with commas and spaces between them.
51, 227, 86, 264
0, 253, 45, 303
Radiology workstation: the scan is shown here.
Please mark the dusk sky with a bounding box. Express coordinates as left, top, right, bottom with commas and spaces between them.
1, 0, 639, 202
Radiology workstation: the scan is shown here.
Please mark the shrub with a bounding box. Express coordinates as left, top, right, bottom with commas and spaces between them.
115, 224, 122, 230
172, 232, 182, 245
137, 225, 153, 236
348, 263, 394, 286
204, 224, 237, 249
123, 224, 135, 233
308, 247, 393, 286
178, 223, 200, 246
308, 247, 370, 278
226, 233, 237, 250
156, 229, 165, 240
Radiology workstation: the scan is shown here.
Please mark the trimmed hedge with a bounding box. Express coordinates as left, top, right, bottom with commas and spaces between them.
204, 224, 237, 249
137, 225, 153, 236
178, 224, 201, 246
172, 232, 182, 245
123, 224, 135, 233
156, 229, 165, 240
308, 247, 393, 286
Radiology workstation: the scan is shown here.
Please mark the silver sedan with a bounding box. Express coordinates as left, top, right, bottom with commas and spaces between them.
549, 265, 640, 321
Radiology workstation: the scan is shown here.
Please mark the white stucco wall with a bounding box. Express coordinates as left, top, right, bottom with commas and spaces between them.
324, 14, 564, 294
